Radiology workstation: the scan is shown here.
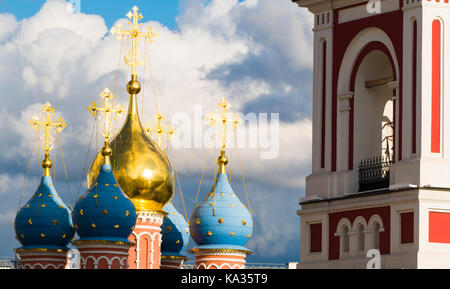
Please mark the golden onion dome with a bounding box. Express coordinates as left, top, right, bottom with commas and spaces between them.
87, 76, 174, 212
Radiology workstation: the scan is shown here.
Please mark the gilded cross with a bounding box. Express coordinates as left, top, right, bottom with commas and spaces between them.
145, 110, 175, 151
206, 98, 242, 153
110, 5, 158, 77
29, 102, 66, 154
88, 88, 124, 142
29, 102, 66, 176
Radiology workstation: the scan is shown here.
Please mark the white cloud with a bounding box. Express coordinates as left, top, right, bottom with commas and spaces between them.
22, 66, 39, 87
13, 0, 106, 44
0, 174, 25, 196
0, 210, 16, 225
232, 0, 314, 70
0, 13, 17, 42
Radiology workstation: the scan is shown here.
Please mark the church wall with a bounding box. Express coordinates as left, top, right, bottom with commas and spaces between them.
298, 188, 421, 268
417, 188, 450, 268
128, 211, 164, 269
329, 206, 391, 260
299, 211, 329, 264
193, 252, 246, 269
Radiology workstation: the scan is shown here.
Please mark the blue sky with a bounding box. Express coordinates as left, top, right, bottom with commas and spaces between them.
0, 0, 314, 264
0, 0, 180, 29
0, 0, 247, 30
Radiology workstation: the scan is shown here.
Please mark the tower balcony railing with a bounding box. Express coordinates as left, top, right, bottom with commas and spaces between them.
358, 155, 392, 192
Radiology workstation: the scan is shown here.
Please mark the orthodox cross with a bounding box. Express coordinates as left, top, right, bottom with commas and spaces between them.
206, 98, 242, 154
88, 88, 124, 143
29, 102, 66, 176
110, 5, 158, 77
145, 110, 175, 152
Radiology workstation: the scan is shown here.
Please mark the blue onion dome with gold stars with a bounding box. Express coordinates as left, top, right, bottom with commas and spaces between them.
189, 152, 253, 253
14, 175, 75, 251
161, 202, 189, 258
72, 154, 137, 243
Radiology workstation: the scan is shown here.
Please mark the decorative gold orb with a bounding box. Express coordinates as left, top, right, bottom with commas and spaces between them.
101, 145, 113, 157
127, 79, 141, 95
87, 90, 174, 212
42, 158, 52, 169
217, 154, 228, 166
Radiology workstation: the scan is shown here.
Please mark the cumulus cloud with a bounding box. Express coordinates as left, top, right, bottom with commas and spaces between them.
0, 0, 313, 262
0, 174, 25, 196
0, 13, 17, 42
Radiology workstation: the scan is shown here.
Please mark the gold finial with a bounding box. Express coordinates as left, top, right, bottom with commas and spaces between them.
206, 98, 242, 174
29, 102, 66, 177
111, 5, 158, 79
145, 110, 175, 152
88, 88, 124, 165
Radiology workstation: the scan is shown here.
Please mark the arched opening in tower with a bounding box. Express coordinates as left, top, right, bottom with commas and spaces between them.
353, 50, 394, 191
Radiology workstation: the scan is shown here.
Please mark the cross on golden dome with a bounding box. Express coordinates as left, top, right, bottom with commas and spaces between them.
29, 102, 66, 176
145, 110, 175, 151
88, 88, 124, 142
88, 88, 124, 165
110, 5, 158, 78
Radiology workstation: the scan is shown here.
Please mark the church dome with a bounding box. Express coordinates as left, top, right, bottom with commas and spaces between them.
87, 79, 174, 213
14, 176, 74, 250
73, 164, 137, 243
161, 202, 189, 258
189, 168, 253, 250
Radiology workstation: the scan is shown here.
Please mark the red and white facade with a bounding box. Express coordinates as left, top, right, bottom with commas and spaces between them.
191, 249, 248, 269
73, 241, 132, 269
16, 249, 69, 269
294, 0, 450, 268
128, 211, 165, 269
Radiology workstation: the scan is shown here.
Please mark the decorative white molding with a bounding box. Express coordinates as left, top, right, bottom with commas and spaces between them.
313, 10, 333, 31
387, 80, 399, 89
195, 257, 246, 263
334, 217, 352, 236
402, 0, 422, 11
338, 0, 399, 24
77, 250, 129, 256
352, 216, 368, 232
79, 255, 128, 269
194, 250, 247, 258
135, 224, 162, 231
137, 211, 165, 225
338, 92, 354, 112
195, 262, 244, 269
20, 263, 65, 269
338, 92, 354, 101
367, 214, 386, 232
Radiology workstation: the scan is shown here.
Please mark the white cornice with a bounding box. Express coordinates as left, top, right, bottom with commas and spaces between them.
294, 0, 367, 13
